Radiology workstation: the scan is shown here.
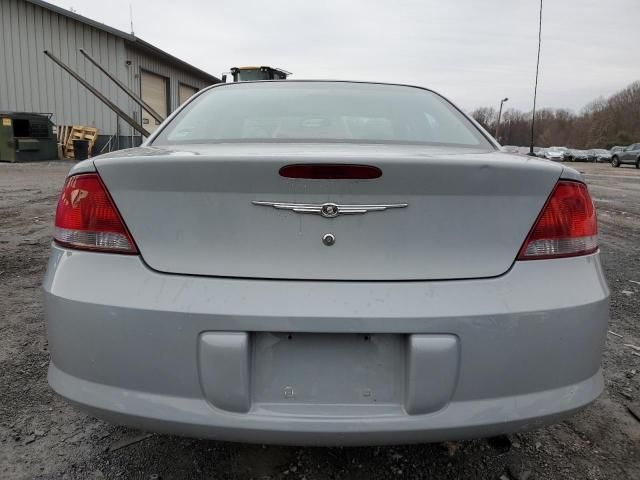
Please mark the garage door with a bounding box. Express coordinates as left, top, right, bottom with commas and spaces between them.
179, 84, 198, 105
141, 71, 168, 134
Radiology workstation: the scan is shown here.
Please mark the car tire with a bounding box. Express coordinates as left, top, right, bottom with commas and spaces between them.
612, 156, 620, 167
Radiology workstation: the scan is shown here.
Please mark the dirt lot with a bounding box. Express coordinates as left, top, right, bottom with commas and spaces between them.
1, 160, 639, 479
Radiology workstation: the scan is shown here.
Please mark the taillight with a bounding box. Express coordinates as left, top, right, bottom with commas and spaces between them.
518, 180, 597, 260
54, 173, 138, 254
279, 164, 382, 179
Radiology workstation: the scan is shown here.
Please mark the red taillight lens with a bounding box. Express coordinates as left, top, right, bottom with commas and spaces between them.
518, 180, 597, 260
279, 164, 382, 179
54, 173, 137, 254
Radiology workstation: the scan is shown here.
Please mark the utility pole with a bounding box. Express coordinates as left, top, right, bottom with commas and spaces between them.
495, 97, 509, 141
129, 3, 135, 36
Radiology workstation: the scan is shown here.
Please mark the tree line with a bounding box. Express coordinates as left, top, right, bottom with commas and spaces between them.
470, 80, 640, 149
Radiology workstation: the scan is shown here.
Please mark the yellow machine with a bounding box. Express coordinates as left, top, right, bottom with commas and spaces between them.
228, 66, 291, 82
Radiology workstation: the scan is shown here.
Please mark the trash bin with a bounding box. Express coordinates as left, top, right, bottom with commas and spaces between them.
73, 139, 89, 161
0, 112, 58, 162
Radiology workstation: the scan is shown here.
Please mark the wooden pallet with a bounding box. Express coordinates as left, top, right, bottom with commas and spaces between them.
57, 125, 73, 153
57, 125, 99, 159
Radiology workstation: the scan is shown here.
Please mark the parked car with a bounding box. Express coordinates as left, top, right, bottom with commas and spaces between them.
589, 149, 612, 163
611, 143, 640, 168
44, 80, 608, 446
535, 147, 547, 158
501, 145, 519, 153
569, 149, 589, 162
545, 146, 566, 161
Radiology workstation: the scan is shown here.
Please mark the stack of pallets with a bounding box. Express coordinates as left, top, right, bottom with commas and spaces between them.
57, 125, 99, 159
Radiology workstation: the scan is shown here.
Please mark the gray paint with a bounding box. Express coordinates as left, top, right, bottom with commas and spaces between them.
251, 333, 405, 407
199, 332, 251, 414
94, 144, 562, 280
42, 80, 608, 446
43, 244, 608, 445
0, 0, 216, 137
405, 335, 459, 415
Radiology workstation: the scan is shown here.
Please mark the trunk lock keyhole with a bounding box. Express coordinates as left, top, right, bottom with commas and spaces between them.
322, 233, 336, 246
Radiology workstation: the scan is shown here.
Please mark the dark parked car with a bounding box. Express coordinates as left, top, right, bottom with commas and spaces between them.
568, 149, 589, 162
589, 149, 612, 163
611, 143, 640, 168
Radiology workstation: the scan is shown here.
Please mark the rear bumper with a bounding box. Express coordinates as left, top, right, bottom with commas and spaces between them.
49, 363, 602, 445
44, 246, 609, 445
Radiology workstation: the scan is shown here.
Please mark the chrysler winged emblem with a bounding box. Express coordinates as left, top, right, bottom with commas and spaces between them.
251, 201, 408, 218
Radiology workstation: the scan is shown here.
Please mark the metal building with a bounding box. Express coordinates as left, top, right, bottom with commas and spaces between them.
0, 0, 220, 151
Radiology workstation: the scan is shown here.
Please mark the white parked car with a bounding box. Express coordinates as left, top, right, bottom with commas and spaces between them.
545, 146, 567, 161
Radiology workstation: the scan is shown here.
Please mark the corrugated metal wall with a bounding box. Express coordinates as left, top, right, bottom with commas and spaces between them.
0, 0, 213, 138
122, 45, 212, 139
127, 45, 211, 112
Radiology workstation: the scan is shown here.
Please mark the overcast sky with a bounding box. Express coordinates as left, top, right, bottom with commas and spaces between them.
48, 0, 640, 112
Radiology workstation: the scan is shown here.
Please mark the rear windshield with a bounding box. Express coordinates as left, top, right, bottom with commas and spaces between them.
152, 82, 493, 148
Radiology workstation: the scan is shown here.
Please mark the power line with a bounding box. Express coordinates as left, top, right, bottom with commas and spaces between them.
529, 0, 543, 155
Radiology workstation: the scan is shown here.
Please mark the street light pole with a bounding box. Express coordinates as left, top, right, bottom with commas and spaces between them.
495, 97, 509, 141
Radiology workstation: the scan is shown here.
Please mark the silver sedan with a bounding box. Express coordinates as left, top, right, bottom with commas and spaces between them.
44, 81, 608, 446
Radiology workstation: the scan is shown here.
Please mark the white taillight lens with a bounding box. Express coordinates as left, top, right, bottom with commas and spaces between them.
518, 180, 598, 260
54, 173, 138, 254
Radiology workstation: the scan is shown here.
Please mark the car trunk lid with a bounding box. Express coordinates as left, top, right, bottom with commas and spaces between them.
95, 143, 562, 281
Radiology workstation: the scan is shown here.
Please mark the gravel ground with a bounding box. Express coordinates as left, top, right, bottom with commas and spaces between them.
1, 160, 639, 480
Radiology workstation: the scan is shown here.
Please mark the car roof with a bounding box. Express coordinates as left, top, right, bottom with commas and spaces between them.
212, 79, 436, 90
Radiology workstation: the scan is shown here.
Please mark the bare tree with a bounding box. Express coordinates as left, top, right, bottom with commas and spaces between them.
470, 107, 497, 133
470, 80, 640, 148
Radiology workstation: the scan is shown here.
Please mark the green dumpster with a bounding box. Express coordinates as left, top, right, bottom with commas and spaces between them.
0, 112, 58, 162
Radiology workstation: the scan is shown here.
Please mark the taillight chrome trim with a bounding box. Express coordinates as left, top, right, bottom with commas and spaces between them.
54, 227, 136, 253
521, 235, 598, 260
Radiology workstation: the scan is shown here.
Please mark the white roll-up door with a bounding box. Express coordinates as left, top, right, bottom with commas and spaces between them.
141, 71, 168, 134
179, 84, 198, 105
